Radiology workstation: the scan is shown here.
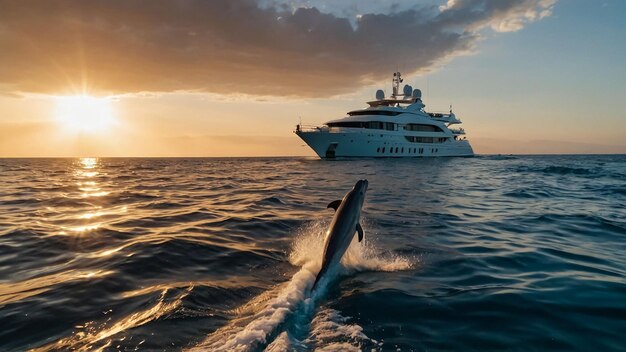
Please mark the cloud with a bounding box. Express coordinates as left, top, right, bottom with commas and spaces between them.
437, 0, 557, 32
0, 0, 555, 97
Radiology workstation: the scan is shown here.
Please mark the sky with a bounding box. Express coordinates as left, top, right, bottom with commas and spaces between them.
0, 0, 624, 157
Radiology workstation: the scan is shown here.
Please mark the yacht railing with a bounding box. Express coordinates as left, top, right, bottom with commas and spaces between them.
450, 128, 465, 134
295, 124, 328, 133
430, 112, 459, 121
427, 111, 451, 118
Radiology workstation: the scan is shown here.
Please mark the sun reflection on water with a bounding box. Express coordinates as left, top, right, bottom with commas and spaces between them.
77, 181, 98, 191
80, 157, 98, 169
0, 270, 114, 306
70, 224, 101, 233
32, 287, 192, 352
75, 158, 99, 178
81, 190, 110, 198
95, 246, 126, 258
79, 171, 99, 178
58, 157, 118, 236
74, 159, 112, 198
78, 210, 104, 220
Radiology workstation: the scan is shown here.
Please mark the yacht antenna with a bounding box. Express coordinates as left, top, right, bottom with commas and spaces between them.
392, 71, 403, 98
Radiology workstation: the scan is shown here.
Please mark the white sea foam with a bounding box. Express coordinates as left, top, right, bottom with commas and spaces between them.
189, 219, 413, 351
189, 267, 316, 351
306, 308, 381, 351
264, 331, 297, 352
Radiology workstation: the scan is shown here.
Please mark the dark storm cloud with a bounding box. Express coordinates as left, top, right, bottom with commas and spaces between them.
0, 0, 554, 97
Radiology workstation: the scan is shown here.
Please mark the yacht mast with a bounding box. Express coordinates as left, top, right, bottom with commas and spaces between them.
392, 71, 403, 98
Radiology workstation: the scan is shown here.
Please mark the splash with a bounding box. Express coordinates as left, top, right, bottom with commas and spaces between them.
264, 309, 382, 352
189, 264, 318, 351
306, 309, 382, 351
289, 219, 414, 273
191, 220, 414, 351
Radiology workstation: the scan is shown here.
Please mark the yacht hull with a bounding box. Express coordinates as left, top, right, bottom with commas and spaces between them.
296, 130, 474, 158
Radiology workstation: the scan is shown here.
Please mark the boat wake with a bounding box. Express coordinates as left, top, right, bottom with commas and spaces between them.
190, 220, 414, 351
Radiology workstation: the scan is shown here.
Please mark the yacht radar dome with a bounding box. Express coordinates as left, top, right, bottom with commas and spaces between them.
375, 89, 385, 100
403, 84, 413, 96
413, 89, 422, 99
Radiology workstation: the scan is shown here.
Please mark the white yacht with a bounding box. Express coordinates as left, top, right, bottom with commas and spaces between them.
295, 72, 474, 158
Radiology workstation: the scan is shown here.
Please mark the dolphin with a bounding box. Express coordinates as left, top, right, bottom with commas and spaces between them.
312, 179, 369, 291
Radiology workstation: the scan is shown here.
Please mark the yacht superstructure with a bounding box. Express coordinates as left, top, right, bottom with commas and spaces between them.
295, 72, 474, 158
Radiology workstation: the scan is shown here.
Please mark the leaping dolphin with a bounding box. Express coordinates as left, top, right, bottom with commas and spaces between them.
312, 179, 368, 291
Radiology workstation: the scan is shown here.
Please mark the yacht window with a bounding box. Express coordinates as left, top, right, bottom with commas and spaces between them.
369, 121, 383, 129
327, 121, 395, 130
348, 110, 402, 116
404, 136, 449, 143
382, 147, 385, 153
404, 124, 443, 132
328, 122, 362, 128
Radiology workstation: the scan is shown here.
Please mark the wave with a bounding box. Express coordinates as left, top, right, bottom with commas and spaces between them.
5, 156, 625, 350
513, 165, 599, 176
481, 155, 519, 160
542, 165, 598, 175
503, 188, 555, 199
189, 220, 413, 351
32, 286, 192, 351
597, 186, 626, 197
535, 213, 625, 232
257, 196, 285, 205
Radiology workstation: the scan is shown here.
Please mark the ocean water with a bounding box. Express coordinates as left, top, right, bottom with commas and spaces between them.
0, 155, 625, 351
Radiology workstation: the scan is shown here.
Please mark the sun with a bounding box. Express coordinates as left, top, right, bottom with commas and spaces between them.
54, 95, 115, 133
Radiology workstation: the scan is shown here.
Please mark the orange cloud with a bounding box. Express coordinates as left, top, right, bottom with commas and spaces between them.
0, 0, 555, 97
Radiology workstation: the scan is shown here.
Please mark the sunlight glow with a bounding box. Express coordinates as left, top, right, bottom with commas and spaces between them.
69, 224, 101, 233
80, 157, 98, 168
54, 95, 115, 133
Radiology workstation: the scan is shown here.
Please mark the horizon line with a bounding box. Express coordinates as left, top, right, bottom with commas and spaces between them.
1, 153, 625, 159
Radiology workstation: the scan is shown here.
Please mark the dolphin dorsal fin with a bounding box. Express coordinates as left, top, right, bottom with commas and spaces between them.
356, 223, 364, 242
327, 200, 342, 211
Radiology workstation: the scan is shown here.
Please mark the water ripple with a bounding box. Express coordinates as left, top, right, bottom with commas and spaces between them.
0, 155, 625, 351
